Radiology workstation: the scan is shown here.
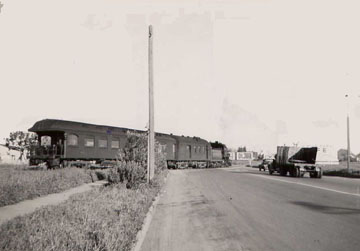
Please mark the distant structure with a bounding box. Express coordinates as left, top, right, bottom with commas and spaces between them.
0, 145, 26, 164
229, 152, 236, 161
228, 150, 259, 161
236, 151, 256, 161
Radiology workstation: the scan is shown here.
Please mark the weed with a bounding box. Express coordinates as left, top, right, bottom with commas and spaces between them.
0, 165, 95, 207
0, 170, 168, 251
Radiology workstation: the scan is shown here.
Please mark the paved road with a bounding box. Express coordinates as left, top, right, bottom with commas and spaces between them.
139, 166, 360, 251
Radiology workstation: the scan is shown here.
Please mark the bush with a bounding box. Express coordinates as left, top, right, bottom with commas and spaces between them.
108, 161, 146, 188
94, 170, 109, 181
108, 131, 167, 188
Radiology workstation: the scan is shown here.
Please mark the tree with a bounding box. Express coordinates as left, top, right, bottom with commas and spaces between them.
237, 146, 247, 152
4, 131, 38, 160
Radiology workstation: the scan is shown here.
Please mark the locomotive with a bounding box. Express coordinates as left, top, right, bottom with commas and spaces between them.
28, 119, 231, 169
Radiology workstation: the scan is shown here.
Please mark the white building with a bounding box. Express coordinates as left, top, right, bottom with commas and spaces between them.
0, 145, 25, 164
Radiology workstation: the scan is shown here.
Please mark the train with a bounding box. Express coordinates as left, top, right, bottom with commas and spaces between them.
28, 119, 231, 169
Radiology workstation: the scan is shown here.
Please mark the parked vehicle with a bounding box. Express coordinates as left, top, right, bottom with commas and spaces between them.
258, 158, 273, 171
29, 119, 231, 169
268, 146, 322, 178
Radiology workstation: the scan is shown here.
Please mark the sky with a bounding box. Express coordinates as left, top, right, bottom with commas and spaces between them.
0, 0, 360, 155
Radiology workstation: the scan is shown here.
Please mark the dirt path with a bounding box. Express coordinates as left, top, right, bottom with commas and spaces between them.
0, 180, 107, 225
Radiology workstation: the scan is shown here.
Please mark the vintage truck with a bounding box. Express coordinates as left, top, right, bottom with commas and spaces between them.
268, 146, 323, 178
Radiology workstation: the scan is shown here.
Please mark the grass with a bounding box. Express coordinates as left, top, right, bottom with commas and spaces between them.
322, 162, 360, 178
0, 164, 97, 207
0, 170, 167, 251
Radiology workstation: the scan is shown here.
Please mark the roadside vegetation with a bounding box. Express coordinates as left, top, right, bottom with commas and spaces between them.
0, 165, 96, 207
322, 162, 360, 178
0, 131, 168, 251
0, 171, 166, 251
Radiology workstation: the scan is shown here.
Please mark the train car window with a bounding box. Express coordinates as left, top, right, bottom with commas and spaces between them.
194, 146, 197, 153
98, 139, 107, 148
84, 138, 95, 147
41, 136, 51, 146
111, 140, 120, 149
160, 145, 166, 152
67, 134, 78, 146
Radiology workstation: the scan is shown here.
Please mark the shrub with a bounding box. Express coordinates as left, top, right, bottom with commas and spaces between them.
109, 131, 167, 188
94, 170, 109, 181
109, 161, 147, 189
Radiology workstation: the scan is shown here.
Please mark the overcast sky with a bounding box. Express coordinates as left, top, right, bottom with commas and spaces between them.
1, 0, 360, 154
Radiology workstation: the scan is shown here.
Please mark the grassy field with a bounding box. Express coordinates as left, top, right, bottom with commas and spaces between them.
321, 161, 360, 171
0, 164, 97, 207
322, 161, 360, 178
0, 170, 167, 251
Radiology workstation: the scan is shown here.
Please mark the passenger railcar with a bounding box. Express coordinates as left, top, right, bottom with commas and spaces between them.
28, 119, 230, 168
167, 135, 211, 169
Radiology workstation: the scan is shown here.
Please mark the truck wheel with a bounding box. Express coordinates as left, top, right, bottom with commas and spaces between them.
295, 168, 300, 177
317, 169, 323, 179
280, 169, 287, 176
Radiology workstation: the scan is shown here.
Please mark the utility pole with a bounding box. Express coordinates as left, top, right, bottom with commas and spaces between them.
147, 25, 155, 182
345, 94, 350, 173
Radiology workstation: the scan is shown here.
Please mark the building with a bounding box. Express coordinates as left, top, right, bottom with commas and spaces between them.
0, 145, 24, 164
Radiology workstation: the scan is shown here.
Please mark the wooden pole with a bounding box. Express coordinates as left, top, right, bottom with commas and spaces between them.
147, 25, 155, 182
346, 94, 350, 173
347, 114, 350, 173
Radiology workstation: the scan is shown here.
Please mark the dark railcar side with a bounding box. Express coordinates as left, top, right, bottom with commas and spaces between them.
155, 133, 177, 164
168, 135, 211, 168
28, 119, 231, 169
29, 119, 143, 167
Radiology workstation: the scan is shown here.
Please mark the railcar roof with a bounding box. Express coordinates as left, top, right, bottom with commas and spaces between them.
170, 135, 209, 145
28, 119, 207, 144
29, 119, 144, 134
